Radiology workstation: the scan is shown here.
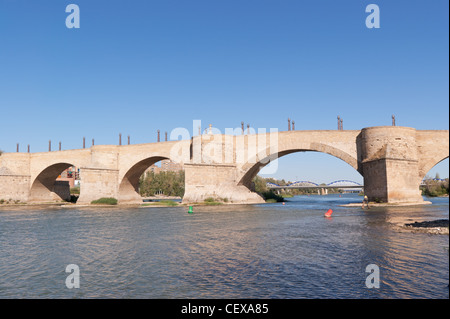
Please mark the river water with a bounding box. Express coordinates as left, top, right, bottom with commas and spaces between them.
0, 194, 448, 299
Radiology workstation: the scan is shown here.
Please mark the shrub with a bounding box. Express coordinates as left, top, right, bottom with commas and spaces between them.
91, 197, 118, 205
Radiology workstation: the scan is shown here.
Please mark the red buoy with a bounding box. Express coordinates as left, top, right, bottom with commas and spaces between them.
324, 209, 333, 217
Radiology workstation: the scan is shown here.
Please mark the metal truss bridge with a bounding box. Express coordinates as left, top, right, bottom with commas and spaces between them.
266, 180, 364, 189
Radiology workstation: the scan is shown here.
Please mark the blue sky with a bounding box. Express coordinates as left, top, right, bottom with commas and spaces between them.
0, 0, 448, 182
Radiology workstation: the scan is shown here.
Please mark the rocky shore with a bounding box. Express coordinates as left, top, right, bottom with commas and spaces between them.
402, 219, 449, 235
392, 219, 449, 235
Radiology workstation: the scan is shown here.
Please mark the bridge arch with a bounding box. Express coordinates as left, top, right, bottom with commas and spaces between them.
118, 156, 171, 203
29, 162, 75, 202
237, 143, 360, 188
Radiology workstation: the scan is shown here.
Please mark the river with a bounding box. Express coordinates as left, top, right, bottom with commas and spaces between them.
0, 194, 448, 299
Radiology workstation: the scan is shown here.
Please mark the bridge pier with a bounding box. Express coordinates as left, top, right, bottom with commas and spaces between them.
182, 163, 264, 204
0, 153, 31, 203
0, 174, 30, 203
358, 127, 425, 204
77, 167, 120, 204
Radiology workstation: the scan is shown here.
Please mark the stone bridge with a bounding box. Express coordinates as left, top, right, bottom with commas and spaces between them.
0, 126, 448, 205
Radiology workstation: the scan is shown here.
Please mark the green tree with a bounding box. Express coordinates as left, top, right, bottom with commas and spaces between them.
253, 175, 268, 193
251, 175, 284, 202
139, 170, 185, 197
422, 176, 449, 197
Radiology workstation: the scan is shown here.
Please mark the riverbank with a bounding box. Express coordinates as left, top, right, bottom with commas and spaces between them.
0, 199, 237, 209
0, 202, 69, 209
0, 198, 438, 210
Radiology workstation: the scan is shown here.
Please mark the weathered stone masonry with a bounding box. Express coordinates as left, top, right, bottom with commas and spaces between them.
0, 126, 448, 205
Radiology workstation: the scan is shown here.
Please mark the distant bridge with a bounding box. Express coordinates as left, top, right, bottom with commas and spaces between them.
266, 180, 364, 189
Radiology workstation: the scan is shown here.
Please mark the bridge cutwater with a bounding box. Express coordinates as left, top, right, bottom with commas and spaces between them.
0, 126, 448, 205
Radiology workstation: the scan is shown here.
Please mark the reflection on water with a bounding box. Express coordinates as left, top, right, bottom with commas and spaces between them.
0, 194, 448, 298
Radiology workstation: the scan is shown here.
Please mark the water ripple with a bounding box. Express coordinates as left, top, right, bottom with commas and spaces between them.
0, 195, 448, 298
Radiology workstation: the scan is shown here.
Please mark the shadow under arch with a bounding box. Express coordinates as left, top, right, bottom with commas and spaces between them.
118, 156, 170, 204
29, 162, 74, 202
237, 145, 360, 189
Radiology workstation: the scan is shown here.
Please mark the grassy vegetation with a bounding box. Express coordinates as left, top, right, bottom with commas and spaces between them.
203, 197, 223, 205
0, 199, 22, 205
91, 197, 118, 205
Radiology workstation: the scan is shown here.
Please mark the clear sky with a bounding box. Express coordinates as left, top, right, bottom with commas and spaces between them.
0, 0, 448, 182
